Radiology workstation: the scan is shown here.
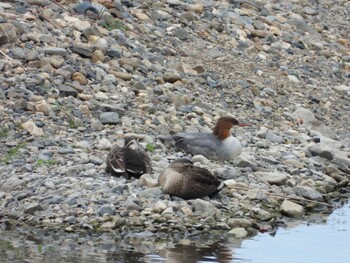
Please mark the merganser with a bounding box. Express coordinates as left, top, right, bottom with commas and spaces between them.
158, 158, 224, 199
172, 116, 249, 161
106, 138, 152, 179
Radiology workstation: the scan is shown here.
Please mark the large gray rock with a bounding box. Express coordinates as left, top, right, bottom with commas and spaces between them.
99, 112, 120, 125
255, 172, 288, 186
25, 203, 44, 214
98, 204, 116, 216
294, 186, 323, 201
280, 200, 304, 217
0, 177, 26, 192
191, 199, 218, 217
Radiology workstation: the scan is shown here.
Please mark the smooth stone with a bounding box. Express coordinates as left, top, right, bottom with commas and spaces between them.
26, 50, 40, 61
125, 200, 142, 211
333, 85, 350, 95
288, 75, 300, 83
283, 159, 304, 168
0, 23, 17, 44
304, 6, 317, 15
73, 44, 92, 57
38, 150, 52, 161
280, 200, 304, 217
71, 72, 87, 85
174, 28, 188, 40
42, 47, 67, 56
153, 201, 167, 213
99, 112, 120, 125
191, 199, 218, 217
139, 174, 158, 188
266, 132, 283, 143
24, 203, 44, 214
256, 126, 268, 138
110, 71, 132, 81
229, 227, 248, 238
308, 144, 334, 160
97, 138, 112, 150
0, 178, 26, 192
294, 186, 323, 201
232, 154, 258, 171
58, 146, 75, 154
227, 218, 253, 228
207, 47, 221, 59
118, 58, 141, 69
246, 189, 268, 200
163, 72, 182, 83
138, 188, 162, 198
22, 120, 44, 136
191, 155, 212, 166
50, 56, 65, 68
58, 85, 78, 97
98, 205, 116, 216
293, 107, 315, 122
74, 141, 90, 149
255, 172, 288, 186
213, 167, 238, 180
89, 155, 104, 165
254, 208, 273, 221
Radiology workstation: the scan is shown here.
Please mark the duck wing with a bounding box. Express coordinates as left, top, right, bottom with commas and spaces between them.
137, 149, 152, 174
181, 166, 223, 199
106, 146, 127, 175
172, 132, 222, 157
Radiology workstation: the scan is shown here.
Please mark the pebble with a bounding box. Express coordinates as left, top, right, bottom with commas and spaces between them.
255, 172, 288, 186
99, 112, 120, 125
229, 227, 248, 238
280, 200, 304, 217
192, 199, 218, 217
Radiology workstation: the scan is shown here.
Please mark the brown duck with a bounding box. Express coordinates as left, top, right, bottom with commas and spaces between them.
158, 159, 224, 199
106, 138, 152, 179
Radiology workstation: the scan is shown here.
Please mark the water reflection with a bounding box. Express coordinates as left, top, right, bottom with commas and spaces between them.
234, 203, 350, 263
1, 204, 349, 263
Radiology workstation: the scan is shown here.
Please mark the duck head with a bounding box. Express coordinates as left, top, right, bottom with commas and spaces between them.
213, 116, 250, 140
167, 158, 194, 173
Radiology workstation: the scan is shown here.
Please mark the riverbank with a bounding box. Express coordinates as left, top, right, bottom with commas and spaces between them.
0, 0, 350, 237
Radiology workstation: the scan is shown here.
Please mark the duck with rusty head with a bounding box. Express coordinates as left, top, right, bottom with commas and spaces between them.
172, 116, 250, 161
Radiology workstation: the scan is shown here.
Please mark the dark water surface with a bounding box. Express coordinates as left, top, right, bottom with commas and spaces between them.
1, 203, 349, 263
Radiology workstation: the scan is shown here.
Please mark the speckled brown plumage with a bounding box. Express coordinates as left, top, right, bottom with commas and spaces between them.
106, 139, 152, 179
158, 159, 224, 199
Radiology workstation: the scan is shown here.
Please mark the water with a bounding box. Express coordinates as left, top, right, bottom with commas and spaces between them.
1, 203, 349, 263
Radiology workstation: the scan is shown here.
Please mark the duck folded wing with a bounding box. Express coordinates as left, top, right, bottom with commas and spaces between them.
137, 149, 152, 174
106, 147, 126, 174
173, 133, 221, 152
180, 167, 222, 199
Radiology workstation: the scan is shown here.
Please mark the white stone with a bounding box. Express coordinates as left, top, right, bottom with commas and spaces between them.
139, 174, 158, 188
288, 75, 300, 83
153, 201, 167, 213
22, 120, 44, 136
255, 172, 288, 186
280, 200, 304, 217
97, 138, 112, 150
229, 227, 248, 238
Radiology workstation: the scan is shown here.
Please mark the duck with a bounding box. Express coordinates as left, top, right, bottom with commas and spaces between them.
158, 158, 224, 199
172, 116, 249, 161
106, 138, 152, 179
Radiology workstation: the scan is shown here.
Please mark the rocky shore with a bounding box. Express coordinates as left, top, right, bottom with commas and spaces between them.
0, 0, 349, 238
